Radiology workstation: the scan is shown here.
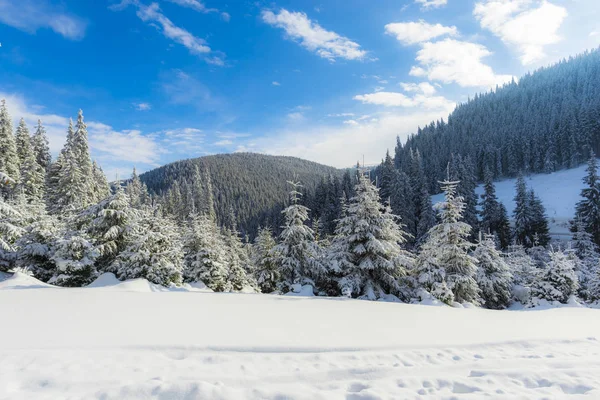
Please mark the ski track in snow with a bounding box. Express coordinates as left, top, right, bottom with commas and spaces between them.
2, 273, 600, 399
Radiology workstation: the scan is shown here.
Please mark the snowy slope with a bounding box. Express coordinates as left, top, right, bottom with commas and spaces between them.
433, 164, 589, 238
2, 273, 600, 399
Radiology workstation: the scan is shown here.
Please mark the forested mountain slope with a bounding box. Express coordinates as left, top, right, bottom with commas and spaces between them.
394, 48, 600, 194
139, 153, 343, 235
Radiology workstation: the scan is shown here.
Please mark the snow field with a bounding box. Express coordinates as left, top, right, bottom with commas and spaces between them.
2, 273, 600, 399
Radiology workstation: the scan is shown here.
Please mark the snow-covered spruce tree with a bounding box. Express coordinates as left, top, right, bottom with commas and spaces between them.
222, 227, 256, 291
449, 154, 479, 239
531, 249, 579, 304
31, 120, 52, 172
15, 119, 45, 203
414, 245, 453, 304
474, 233, 513, 309
528, 190, 550, 247
513, 174, 533, 247
71, 110, 94, 199
112, 210, 183, 286
79, 186, 138, 272
571, 218, 599, 301
49, 230, 98, 287
330, 172, 413, 300
0, 100, 20, 184
574, 153, 600, 247
274, 181, 325, 293
0, 175, 23, 271
251, 226, 280, 293
183, 213, 229, 291
421, 175, 480, 305
505, 245, 538, 288
15, 212, 63, 282
125, 167, 150, 209
91, 161, 111, 203
480, 169, 511, 249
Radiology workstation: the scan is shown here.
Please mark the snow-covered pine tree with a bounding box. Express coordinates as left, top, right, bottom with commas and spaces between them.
251, 226, 280, 293
91, 161, 111, 203
571, 218, 599, 301
409, 149, 436, 244
112, 210, 183, 286
183, 213, 229, 291
79, 186, 138, 272
222, 226, 256, 291
125, 167, 150, 209
72, 110, 94, 202
480, 169, 511, 249
15, 119, 45, 203
449, 154, 479, 238
0, 177, 23, 271
513, 174, 532, 246
423, 174, 480, 305
274, 181, 325, 293
529, 190, 550, 247
31, 120, 52, 171
0, 100, 20, 183
574, 153, 600, 247
331, 172, 413, 300
474, 233, 513, 309
505, 244, 537, 288
531, 249, 579, 304
15, 212, 63, 282
49, 230, 98, 287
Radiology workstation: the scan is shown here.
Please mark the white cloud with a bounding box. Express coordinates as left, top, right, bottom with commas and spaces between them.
474, 0, 567, 65
252, 110, 451, 167
385, 20, 458, 45
113, 1, 224, 65
287, 112, 306, 122
415, 0, 448, 9
272, 81, 281, 86
411, 38, 514, 87
262, 8, 368, 61
134, 102, 152, 111
87, 122, 162, 165
354, 90, 454, 111
161, 69, 217, 109
166, 0, 216, 13
221, 12, 230, 22
214, 139, 233, 146
0, 0, 86, 40
327, 113, 355, 117
400, 82, 437, 95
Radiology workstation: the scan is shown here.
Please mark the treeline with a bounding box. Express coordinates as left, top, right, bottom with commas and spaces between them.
390, 47, 600, 194
139, 153, 345, 238
1, 95, 600, 308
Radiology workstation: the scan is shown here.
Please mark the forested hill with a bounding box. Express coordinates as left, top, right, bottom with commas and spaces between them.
139, 153, 343, 236
394, 48, 600, 194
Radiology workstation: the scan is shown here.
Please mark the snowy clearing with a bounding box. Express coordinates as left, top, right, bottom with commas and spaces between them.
433, 163, 590, 239
2, 273, 600, 399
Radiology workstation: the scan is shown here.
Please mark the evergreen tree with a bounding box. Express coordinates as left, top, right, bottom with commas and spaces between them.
379, 150, 396, 202
125, 167, 150, 209
15, 120, 45, 203
330, 172, 413, 300
274, 181, 325, 292
0, 100, 20, 183
112, 211, 183, 286
49, 230, 98, 287
574, 153, 600, 247
251, 226, 280, 293
0, 185, 23, 271
31, 120, 52, 171
474, 233, 513, 309
79, 187, 138, 272
480, 169, 511, 249
529, 190, 551, 247
183, 213, 229, 291
91, 161, 111, 203
571, 218, 599, 301
223, 226, 256, 291
420, 174, 480, 304
513, 175, 532, 246
449, 155, 479, 237
15, 212, 63, 281
531, 250, 578, 304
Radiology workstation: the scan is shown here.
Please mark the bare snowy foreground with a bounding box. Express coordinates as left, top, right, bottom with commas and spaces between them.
2, 273, 600, 399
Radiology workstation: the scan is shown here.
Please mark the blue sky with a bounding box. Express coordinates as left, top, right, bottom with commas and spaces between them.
1, 0, 599, 178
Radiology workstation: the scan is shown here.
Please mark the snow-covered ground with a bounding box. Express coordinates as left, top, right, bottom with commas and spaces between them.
2, 272, 600, 399
433, 164, 589, 239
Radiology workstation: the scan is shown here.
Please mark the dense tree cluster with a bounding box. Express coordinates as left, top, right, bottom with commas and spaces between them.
390, 48, 600, 194
2, 48, 600, 307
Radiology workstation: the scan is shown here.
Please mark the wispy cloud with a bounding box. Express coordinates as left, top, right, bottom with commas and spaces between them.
354, 81, 454, 111
112, 1, 224, 65
262, 8, 368, 61
415, 0, 448, 10
0, 0, 86, 40
134, 102, 152, 111
272, 81, 281, 86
